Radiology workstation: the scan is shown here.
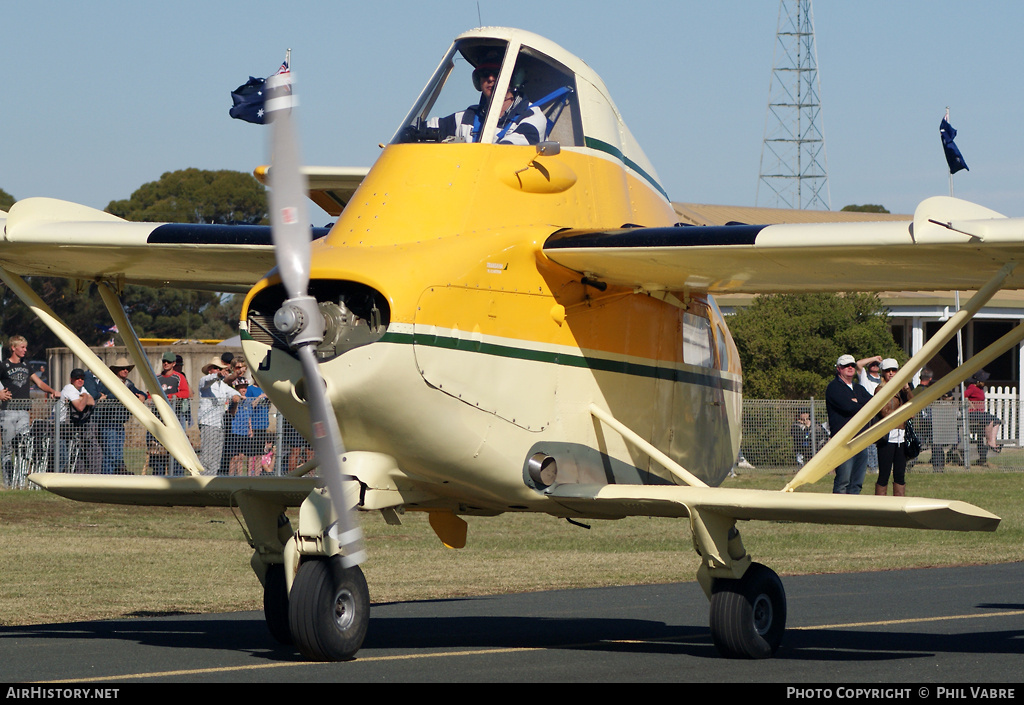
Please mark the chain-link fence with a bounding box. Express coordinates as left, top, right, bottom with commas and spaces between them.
1, 397, 310, 490
739, 396, 1023, 473
4, 394, 1021, 490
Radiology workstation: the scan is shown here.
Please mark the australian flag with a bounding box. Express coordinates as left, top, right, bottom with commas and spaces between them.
940, 114, 969, 174
229, 60, 290, 125
229, 76, 268, 124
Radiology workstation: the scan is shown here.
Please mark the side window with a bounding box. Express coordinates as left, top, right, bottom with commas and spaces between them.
392, 40, 508, 144
391, 39, 582, 147
683, 311, 714, 369
508, 49, 582, 146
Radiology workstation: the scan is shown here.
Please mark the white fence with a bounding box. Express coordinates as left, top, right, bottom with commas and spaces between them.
986, 386, 1019, 445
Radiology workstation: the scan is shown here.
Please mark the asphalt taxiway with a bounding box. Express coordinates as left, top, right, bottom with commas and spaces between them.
1, 562, 1022, 683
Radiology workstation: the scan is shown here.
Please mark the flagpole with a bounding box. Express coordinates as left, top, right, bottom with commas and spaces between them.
946, 107, 954, 197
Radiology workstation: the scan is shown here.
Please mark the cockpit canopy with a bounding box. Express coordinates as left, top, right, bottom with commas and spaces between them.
392, 34, 583, 147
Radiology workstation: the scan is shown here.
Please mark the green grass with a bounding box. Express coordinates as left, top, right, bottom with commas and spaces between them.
1, 470, 1022, 627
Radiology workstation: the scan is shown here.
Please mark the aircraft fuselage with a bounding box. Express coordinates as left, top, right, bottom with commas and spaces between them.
241, 143, 743, 515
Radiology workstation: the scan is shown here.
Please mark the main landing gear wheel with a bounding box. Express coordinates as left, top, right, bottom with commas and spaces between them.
263, 563, 291, 645
709, 562, 786, 659
288, 556, 370, 661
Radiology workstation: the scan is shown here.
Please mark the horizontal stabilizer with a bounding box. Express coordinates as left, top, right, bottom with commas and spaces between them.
548, 484, 1000, 532
254, 165, 369, 216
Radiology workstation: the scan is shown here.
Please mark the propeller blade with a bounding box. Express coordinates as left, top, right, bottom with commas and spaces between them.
265, 67, 366, 567
266, 71, 311, 301
297, 345, 367, 567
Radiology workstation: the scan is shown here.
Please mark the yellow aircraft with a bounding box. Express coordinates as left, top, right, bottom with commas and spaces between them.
0, 26, 1016, 661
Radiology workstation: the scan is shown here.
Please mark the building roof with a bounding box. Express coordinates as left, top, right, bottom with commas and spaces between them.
671, 202, 909, 226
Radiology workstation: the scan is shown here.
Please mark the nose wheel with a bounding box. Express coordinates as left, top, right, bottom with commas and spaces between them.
709, 562, 786, 658
287, 555, 370, 661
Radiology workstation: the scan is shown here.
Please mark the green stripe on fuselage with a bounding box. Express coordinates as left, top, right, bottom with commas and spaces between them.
381, 330, 739, 393
583, 137, 670, 201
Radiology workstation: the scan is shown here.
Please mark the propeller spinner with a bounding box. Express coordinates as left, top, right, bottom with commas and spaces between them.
265, 69, 367, 569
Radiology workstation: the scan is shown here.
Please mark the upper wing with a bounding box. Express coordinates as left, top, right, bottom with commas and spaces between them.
544, 196, 1024, 294
254, 165, 369, 217
1, 197, 328, 292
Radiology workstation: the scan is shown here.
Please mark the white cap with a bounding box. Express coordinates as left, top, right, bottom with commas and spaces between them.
837, 354, 855, 366
881, 358, 899, 371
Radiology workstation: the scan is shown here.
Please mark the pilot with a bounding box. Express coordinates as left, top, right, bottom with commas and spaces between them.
425, 52, 548, 145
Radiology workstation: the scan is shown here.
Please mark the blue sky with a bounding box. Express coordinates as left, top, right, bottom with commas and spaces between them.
4, 1, 1024, 219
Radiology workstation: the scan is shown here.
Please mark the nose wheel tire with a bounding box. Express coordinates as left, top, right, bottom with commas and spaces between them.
288, 556, 370, 661
709, 562, 786, 658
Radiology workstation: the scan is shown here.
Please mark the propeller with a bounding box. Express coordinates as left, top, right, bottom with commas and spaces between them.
265, 68, 367, 568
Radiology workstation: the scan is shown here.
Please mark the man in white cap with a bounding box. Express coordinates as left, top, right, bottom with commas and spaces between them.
825, 354, 872, 494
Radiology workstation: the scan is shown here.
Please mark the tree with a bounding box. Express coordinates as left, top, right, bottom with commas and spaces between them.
0, 171, 256, 355
0, 188, 14, 211
106, 168, 268, 224
841, 204, 890, 213
727, 293, 903, 399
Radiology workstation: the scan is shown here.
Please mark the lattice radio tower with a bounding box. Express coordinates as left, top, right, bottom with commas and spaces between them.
756, 0, 831, 210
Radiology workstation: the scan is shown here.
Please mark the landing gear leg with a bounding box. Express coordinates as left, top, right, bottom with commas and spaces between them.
709, 562, 786, 658
263, 563, 291, 645
288, 555, 370, 661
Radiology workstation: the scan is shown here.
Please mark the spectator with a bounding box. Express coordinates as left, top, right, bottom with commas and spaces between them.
227, 378, 254, 475
873, 359, 913, 496
856, 356, 883, 474
1, 335, 58, 485
825, 354, 872, 494
281, 417, 313, 474
965, 371, 1002, 466
152, 351, 191, 476
229, 378, 270, 476
197, 356, 241, 475
94, 357, 147, 474
58, 368, 96, 472
173, 354, 192, 429
219, 359, 248, 475
914, 368, 945, 470
790, 409, 828, 467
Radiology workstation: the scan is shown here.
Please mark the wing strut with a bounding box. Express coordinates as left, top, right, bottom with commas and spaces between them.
0, 265, 204, 476
95, 281, 199, 463
589, 403, 708, 487
784, 263, 1020, 492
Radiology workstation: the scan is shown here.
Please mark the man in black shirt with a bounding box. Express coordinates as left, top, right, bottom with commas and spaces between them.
825, 354, 871, 494
1, 335, 58, 485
